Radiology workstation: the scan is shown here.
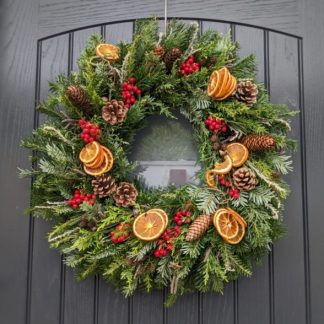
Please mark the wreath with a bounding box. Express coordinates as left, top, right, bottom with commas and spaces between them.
21, 19, 297, 306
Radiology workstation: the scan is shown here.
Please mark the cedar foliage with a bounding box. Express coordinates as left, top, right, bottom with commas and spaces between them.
20, 19, 297, 306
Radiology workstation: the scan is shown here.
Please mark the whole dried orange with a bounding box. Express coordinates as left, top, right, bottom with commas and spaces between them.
213, 155, 233, 174
95, 43, 119, 63
133, 210, 166, 241
226, 142, 249, 167
205, 169, 217, 187
79, 141, 102, 164
213, 208, 239, 240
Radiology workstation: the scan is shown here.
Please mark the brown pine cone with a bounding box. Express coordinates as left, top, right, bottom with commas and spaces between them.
102, 99, 127, 125
233, 167, 258, 191
163, 47, 182, 71
79, 215, 97, 231
186, 214, 211, 241
92, 175, 117, 198
235, 81, 258, 107
153, 44, 164, 57
113, 182, 138, 207
241, 134, 276, 151
66, 85, 93, 115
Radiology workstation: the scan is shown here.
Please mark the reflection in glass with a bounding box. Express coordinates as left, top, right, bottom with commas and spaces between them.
128, 113, 200, 188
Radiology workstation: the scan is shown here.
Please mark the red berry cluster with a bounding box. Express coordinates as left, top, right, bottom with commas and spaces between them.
79, 119, 101, 143
111, 224, 130, 244
173, 210, 191, 226
122, 77, 142, 109
67, 189, 96, 209
205, 116, 228, 134
218, 176, 240, 199
179, 55, 201, 75
154, 226, 182, 258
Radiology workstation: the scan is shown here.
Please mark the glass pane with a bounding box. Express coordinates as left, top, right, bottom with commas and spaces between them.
128, 113, 200, 188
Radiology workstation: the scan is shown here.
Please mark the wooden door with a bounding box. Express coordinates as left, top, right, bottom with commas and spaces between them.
1, 1, 323, 324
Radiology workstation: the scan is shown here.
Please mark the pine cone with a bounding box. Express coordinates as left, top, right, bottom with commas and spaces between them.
92, 175, 117, 198
79, 215, 97, 231
163, 48, 182, 71
241, 134, 276, 151
186, 214, 211, 241
113, 182, 138, 207
235, 81, 258, 106
200, 56, 217, 67
233, 167, 258, 191
102, 100, 127, 125
66, 85, 93, 115
153, 44, 164, 57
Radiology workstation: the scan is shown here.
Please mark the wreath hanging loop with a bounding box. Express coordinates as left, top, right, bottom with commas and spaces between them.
21, 19, 297, 306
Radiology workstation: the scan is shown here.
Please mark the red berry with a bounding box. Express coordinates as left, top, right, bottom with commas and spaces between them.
129, 77, 136, 84
127, 84, 133, 91
124, 232, 130, 239
225, 181, 231, 187
122, 82, 128, 89
72, 204, 78, 209
166, 243, 173, 251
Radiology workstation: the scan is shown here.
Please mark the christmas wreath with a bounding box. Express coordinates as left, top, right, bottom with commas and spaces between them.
21, 19, 297, 305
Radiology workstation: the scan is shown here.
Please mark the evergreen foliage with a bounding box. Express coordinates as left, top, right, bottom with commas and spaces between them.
20, 19, 297, 306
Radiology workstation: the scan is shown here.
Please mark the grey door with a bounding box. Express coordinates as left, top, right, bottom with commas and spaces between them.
1, 1, 323, 324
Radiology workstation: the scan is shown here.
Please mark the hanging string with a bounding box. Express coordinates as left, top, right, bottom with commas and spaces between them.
164, 0, 168, 34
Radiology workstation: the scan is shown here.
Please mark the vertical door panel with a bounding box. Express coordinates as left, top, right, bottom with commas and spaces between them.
30, 34, 69, 324
235, 25, 271, 324
269, 32, 306, 324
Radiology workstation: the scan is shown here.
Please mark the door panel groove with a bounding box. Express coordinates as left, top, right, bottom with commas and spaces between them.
297, 38, 311, 324
25, 39, 43, 324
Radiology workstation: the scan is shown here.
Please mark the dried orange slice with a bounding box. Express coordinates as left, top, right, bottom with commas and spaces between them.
213, 155, 233, 174
205, 169, 217, 187
207, 70, 220, 97
101, 146, 114, 172
84, 150, 112, 176
226, 207, 247, 228
149, 209, 169, 230
223, 224, 246, 245
95, 43, 119, 62
213, 209, 240, 240
218, 77, 237, 100
84, 149, 104, 168
79, 141, 101, 164
133, 210, 165, 241
216, 67, 230, 98
226, 143, 249, 167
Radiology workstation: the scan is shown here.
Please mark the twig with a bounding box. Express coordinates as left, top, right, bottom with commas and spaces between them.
247, 161, 286, 195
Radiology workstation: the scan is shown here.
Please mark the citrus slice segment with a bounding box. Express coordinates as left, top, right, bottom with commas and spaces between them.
226, 142, 249, 167
84, 149, 104, 168
207, 70, 219, 96
218, 77, 237, 100
84, 151, 111, 176
133, 210, 165, 241
79, 141, 101, 164
101, 146, 114, 172
223, 224, 245, 244
215, 67, 230, 98
213, 155, 233, 174
149, 209, 169, 230
205, 169, 217, 187
226, 207, 247, 228
213, 209, 240, 240
95, 43, 119, 62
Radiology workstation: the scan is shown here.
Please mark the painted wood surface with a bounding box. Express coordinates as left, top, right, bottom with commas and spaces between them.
1, 1, 323, 323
